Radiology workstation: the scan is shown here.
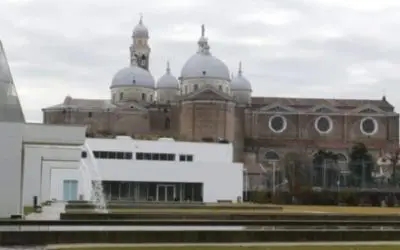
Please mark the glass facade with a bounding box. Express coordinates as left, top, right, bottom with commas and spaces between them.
102, 181, 203, 202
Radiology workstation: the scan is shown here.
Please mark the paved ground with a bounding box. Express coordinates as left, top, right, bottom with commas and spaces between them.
46, 241, 400, 249
25, 202, 66, 220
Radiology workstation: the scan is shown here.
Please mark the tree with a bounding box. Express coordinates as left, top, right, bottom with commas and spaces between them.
312, 150, 339, 188
348, 142, 373, 187
282, 152, 313, 195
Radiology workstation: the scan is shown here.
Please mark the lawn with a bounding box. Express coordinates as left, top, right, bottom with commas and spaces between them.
282, 205, 400, 214
55, 246, 400, 250
23, 206, 34, 215
65, 205, 400, 215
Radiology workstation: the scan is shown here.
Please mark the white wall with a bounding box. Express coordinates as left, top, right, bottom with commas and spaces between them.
51, 160, 243, 202
86, 137, 233, 163
0, 122, 25, 217
41, 161, 81, 202
50, 168, 87, 201
23, 123, 85, 145
23, 145, 82, 206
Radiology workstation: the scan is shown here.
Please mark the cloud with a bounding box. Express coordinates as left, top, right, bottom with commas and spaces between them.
1, 0, 400, 122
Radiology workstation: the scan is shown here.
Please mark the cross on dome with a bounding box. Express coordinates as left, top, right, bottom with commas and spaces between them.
139, 13, 143, 24
166, 60, 171, 74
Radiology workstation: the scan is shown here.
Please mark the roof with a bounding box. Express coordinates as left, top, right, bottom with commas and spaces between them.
251, 96, 394, 110
43, 96, 116, 111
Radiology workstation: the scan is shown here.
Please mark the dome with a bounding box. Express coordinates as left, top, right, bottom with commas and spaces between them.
133, 16, 148, 38
231, 62, 252, 91
157, 62, 179, 89
111, 65, 155, 89
180, 24, 230, 80
181, 53, 230, 80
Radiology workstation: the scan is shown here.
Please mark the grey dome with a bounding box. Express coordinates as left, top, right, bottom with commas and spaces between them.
231, 75, 252, 91
133, 16, 148, 38
111, 66, 155, 89
181, 53, 230, 80
231, 62, 252, 91
181, 25, 230, 80
157, 62, 179, 89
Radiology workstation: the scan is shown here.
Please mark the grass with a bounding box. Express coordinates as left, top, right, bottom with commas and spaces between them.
65, 205, 400, 215
55, 246, 400, 250
282, 205, 400, 214
23, 206, 34, 215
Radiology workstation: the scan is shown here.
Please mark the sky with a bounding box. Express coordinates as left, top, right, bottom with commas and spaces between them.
1, 0, 400, 122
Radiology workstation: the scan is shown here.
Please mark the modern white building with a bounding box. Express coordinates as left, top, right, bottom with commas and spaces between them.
48, 136, 244, 203
0, 41, 86, 217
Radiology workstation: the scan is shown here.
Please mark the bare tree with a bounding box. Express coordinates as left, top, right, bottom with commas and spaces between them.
282, 150, 313, 195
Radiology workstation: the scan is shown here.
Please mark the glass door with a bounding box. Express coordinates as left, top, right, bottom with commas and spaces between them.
157, 185, 166, 201
166, 186, 175, 201
119, 182, 130, 200
157, 185, 175, 201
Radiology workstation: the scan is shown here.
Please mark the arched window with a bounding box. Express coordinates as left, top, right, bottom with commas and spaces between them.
141, 93, 146, 101
265, 151, 280, 161
119, 92, 124, 101
165, 118, 170, 129
194, 84, 198, 91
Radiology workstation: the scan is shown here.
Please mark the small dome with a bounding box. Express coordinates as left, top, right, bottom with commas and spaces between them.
111, 65, 155, 89
180, 24, 230, 81
157, 61, 179, 89
231, 62, 252, 91
133, 15, 148, 38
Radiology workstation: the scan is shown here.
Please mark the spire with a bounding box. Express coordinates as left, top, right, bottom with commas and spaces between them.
139, 13, 143, 25
197, 24, 211, 55
238, 61, 243, 76
166, 60, 171, 74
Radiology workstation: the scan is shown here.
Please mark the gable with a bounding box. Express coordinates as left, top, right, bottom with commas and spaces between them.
358, 108, 379, 114
352, 104, 384, 114
310, 104, 338, 113
182, 87, 233, 101
259, 103, 296, 113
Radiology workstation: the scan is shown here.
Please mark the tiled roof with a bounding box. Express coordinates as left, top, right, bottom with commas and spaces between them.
43, 97, 116, 110
251, 96, 393, 109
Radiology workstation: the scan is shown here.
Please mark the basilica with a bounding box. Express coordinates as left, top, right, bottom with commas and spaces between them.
43, 17, 399, 175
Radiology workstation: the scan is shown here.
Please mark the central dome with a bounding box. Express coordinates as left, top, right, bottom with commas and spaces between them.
181, 53, 230, 80
180, 25, 230, 81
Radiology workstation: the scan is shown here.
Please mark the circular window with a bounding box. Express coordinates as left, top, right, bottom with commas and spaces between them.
360, 117, 378, 136
268, 115, 287, 133
314, 116, 333, 134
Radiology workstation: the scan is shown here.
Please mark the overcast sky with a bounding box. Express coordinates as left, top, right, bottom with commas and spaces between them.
2, 0, 400, 122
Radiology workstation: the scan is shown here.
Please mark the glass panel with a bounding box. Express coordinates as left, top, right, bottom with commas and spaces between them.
138, 182, 149, 201
110, 181, 119, 200
119, 182, 130, 200
70, 180, 78, 200
166, 186, 175, 201
63, 180, 69, 200
157, 185, 166, 202
0, 42, 25, 122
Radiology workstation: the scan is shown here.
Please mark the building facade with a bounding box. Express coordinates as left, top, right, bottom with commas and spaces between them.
49, 137, 243, 203
42, 17, 400, 185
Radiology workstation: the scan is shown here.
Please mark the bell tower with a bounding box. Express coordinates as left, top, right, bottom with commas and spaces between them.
130, 14, 151, 71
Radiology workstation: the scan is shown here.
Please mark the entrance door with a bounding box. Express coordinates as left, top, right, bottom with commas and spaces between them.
119, 182, 130, 200
63, 180, 78, 201
156, 185, 175, 202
